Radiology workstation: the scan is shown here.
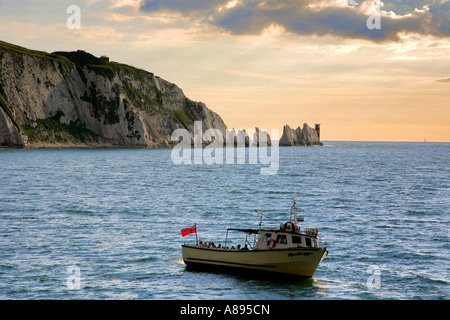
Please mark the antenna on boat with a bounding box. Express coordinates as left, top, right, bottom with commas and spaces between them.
291, 199, 296, 225
255, 209, 263, 230
291, 199, 304, 226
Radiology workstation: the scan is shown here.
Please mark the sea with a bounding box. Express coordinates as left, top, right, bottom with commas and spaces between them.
0, 141, 448, 301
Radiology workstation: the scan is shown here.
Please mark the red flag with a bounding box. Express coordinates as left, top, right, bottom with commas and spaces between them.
181, 225, 196, 237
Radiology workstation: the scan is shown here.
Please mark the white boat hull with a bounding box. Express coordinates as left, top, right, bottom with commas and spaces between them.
182, 244, 327, 277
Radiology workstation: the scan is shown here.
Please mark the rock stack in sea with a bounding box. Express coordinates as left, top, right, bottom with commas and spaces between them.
252, 127, 271, 147
279, 123, 322, 146
225, 127, 271, 147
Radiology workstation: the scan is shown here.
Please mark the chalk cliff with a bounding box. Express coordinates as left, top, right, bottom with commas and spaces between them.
0, 41, 227, 147
279, 123, 322, 146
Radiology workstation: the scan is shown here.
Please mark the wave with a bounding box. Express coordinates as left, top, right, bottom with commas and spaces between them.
132, 257, 158, 263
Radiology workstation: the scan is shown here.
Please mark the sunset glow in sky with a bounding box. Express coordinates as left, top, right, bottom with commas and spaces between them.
1, 0, 449, 141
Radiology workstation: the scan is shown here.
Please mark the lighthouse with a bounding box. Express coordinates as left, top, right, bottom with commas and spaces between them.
315, 124, 320, 141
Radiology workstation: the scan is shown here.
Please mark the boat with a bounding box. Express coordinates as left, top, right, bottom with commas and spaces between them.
181, 200, 328, 278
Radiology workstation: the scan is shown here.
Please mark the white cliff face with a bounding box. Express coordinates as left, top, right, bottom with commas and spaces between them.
279, 123, 321, 146
279, 125, 297, 146
302, 123, 320, 146
0, 107, 26, 146
0, 42, 227, 147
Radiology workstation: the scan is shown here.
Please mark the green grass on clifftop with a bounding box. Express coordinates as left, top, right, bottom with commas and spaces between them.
0, 40, 74, 71
53, 49, 151, 82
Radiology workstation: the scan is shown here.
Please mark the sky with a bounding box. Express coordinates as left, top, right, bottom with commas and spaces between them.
0, 0, 449, 142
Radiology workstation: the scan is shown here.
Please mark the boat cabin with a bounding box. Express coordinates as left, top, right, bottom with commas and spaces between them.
224, 201, 321, 251
226, 223, 320, 251
254, 227, 320, 250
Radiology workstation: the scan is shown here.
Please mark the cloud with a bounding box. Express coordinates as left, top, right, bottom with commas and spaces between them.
139, 0, 226, 13
138, 0, 450, 41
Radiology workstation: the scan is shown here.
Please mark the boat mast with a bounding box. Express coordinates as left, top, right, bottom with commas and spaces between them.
291, 200, 296, 225
291, 199, 302, 226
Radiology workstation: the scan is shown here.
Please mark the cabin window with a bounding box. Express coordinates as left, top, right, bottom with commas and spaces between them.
292, 236, 302, 244
276, 234, 287, 244
305, 237, 312, 247
262, 233, 272, 242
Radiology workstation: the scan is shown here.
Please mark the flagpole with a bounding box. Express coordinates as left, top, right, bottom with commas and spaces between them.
195, 223, 198, 245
